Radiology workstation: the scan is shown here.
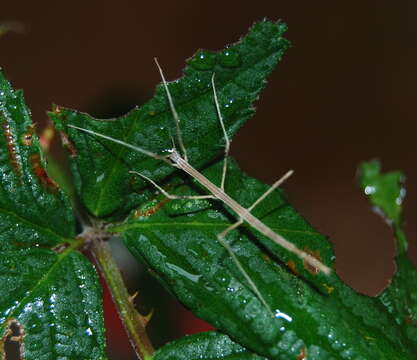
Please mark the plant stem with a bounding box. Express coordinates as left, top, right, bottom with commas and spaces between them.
91, 238, 154, 360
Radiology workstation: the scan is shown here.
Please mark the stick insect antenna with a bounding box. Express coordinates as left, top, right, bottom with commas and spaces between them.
211, 73, 230, 191
247, 170, 294, 213
67, 124, 169, 163
129, 170, 215, 201
154, 57, 188, 162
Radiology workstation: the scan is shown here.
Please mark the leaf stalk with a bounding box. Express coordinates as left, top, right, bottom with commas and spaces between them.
91, 238, 154, 360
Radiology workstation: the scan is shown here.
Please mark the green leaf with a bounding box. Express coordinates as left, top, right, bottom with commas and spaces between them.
115, 159, 414, 360
358, 160, 406, 253
379, 254, 417, 345
154, 332, 267, 360
0, 71, 106, 359
51, 20, 290, 218
358, 160, 417, 347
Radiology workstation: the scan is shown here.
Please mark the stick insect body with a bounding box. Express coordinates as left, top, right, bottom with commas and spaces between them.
69, 59, 331, 316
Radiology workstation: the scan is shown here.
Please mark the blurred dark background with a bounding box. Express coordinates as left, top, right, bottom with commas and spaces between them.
2, 1, 417, 359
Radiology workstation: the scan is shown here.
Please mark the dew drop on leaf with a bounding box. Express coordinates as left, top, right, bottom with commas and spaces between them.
274, 309, 293, 322
26, 313, 44, 335
219, 48, 241, 68
188, 50, 217, 70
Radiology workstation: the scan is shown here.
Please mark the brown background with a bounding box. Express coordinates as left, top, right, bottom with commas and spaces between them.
2, 1, 417, 358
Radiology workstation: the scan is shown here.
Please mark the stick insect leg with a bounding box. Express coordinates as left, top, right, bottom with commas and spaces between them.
217, 170, 293, 238
130, 171, 215, 200
247, 170, 294, 213
211, 74, 230, 191
217, 222, 273, 317
212, 72, 293, 211
154, 58, 189, 162
213, 170, 294, 315
219, 218, 244, 239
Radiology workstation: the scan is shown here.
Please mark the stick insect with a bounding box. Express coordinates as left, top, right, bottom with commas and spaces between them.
69, 59, 331, 315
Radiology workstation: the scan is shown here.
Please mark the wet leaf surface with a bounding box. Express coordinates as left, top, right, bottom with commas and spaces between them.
116, 159, 415, 359
51, 20, 290, 218
0, 71, 105, 360
154, 332, 267, 360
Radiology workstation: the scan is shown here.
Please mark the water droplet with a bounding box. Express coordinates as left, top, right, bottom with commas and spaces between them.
189, 50, 216, 70
219, 48, 241, 68
192, 76, 211, 91
26, 313, 44, 334
223, 98, 235, 109
96, 173, 105, 183
364, 185, 376, 195
166, 263, 201, 283
396, 187, 406, 205
274, 309, 293, 322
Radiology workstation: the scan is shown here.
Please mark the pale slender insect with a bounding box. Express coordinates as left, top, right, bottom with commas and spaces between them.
69, 59, 331, 314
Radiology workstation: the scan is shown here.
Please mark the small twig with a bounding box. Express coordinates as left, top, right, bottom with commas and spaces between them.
91, 238, 154, 360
